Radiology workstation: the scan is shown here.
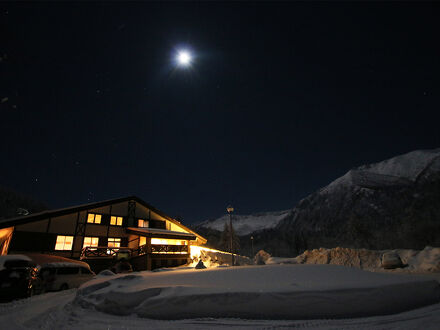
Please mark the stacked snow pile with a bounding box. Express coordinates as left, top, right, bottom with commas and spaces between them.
266, 246, 440, 273
396, 246, 440, 272
254, 250, 271, 265
189, 246, 252, 267
74, 265, 440, 320
196, 210, 291, 235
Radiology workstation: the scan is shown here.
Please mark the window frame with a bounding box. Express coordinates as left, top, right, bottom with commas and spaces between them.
83, 237, 99, 249
138, 219, 149, 228
87, 213, 102, 224
107, 237, 121, 248
55, 235, 74, 251
110, 216, 123, 226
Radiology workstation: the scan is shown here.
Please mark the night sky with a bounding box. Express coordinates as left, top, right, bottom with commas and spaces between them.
1, 2, 440, 223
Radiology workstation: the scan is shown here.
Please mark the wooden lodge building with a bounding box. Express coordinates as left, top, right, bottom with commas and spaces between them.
0, 196, 207, 271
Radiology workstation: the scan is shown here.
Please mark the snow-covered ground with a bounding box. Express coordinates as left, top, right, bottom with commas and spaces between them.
1, 264, 439, 329
196, 210, 291, 235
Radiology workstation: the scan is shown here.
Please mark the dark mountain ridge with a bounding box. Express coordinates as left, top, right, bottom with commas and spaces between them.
195, 149, 440, 257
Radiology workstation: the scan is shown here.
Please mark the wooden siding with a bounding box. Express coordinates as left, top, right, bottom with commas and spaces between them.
15, 219, 49, 233
108, 226, 125, 237
10, 231, 57, 252
49, 214, 77, 233
84, 224, 109, 237
88, 205, 112, 215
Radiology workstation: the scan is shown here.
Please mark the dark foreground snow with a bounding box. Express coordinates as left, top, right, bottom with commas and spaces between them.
0, 264, 439, 329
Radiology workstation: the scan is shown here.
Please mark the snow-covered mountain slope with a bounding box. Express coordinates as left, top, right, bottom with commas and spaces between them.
322, 148, 440, 193
196, 148, 440, 256
196, 210, 291, 236
273, 148, 440, 254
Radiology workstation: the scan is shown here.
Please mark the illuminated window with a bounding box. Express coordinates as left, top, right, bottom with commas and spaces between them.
139, 236, 147, 246
110, 216, 123, 226
87, 213, 102, 224
107, 238, 121, 248
83, 237, 99, 249
55, 235, 74, 250
151, 238, 187, 245
138, 219, 149, 228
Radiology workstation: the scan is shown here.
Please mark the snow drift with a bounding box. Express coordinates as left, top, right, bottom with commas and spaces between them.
74, 265, 440, 320
266, 246, 440, 273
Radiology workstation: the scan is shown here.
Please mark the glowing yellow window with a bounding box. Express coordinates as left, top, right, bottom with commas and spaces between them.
108, 238, 121, 248
83, 237, 99, 249
138, 219, 149, 228
139, 236, 147, 246
110, 216, 123, 226
87, 213, 102, 224
55, 235, 73, 250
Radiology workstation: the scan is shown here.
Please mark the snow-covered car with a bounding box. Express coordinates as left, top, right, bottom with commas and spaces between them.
0, 255, 41, 302
38, 262, 95, 291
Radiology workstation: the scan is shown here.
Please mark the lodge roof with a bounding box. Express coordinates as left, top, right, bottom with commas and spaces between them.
0, 196, 206, 243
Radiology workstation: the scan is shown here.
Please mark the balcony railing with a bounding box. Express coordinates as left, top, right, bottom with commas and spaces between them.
135, 244, 189, 255
151, 244, 189, 254
81, 244, 190, 259
80, 246, 130, 259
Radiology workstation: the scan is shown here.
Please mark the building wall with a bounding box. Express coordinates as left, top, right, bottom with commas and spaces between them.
16, 219, 49, 232
135, 204, 168, 221
49, 214, 77, 233
6, 199, 199, 271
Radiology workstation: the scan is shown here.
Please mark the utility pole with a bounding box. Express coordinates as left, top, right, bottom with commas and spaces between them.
226, 205, 234, 266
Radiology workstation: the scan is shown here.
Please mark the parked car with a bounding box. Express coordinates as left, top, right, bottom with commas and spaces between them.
39, 263, 95, 291
0, 255, 41, 302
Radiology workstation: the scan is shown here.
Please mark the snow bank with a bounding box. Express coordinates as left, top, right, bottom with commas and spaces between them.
267, 246, 440, 273
74, 264, 440, 320
189, 246, 252, 267
397, 246, 440, 272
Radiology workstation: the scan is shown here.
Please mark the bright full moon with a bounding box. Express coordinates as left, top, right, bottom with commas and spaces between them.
177, 50, 192, 66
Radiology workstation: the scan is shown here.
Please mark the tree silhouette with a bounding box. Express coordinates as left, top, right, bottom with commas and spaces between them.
219, 222, 240, 253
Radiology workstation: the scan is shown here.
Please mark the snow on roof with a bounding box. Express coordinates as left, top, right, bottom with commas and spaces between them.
23, 253, 91, 269
0, 254, 33, 270
41, 262, 89, 268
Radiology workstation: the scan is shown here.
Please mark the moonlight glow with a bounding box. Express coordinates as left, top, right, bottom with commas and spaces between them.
176, 50, 192, 67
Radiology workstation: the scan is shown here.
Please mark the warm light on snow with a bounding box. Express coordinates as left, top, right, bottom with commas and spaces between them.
190, 245, 232, 259
189, 245, 240, 267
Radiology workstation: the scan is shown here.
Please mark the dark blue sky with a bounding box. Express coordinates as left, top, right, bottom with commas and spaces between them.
1, 2, 439, 223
